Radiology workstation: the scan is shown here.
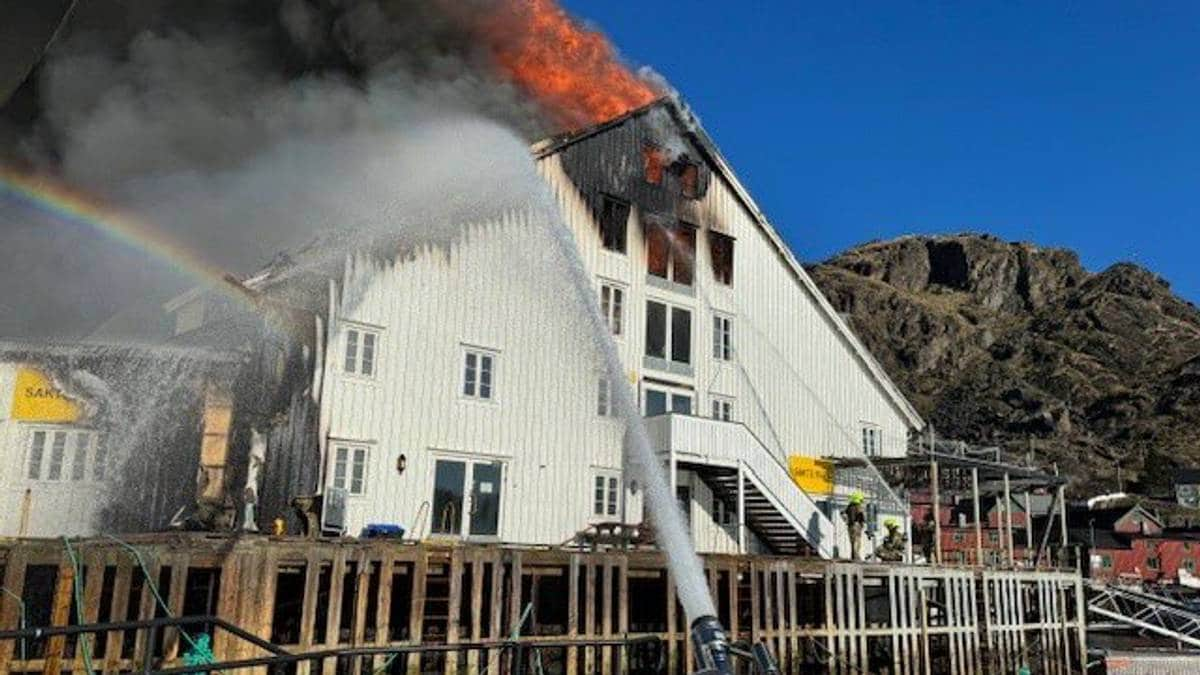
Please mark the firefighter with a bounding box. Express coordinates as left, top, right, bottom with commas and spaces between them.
877, 517, 907, 561
842, 492, 866, 561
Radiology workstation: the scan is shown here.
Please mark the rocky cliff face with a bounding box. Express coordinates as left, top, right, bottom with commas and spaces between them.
809, 234, 1200, 494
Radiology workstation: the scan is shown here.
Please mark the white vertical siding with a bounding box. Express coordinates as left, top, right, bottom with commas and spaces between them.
319, 130, 919, 550
321, 217, 627, 545
0, 363, 112, 537
536, 152, 913, 463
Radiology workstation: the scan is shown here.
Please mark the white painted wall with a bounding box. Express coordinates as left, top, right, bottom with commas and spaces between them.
0, 363, 113, 538
316, 124, 921, 550
536, 150, 915, 463
318, 219, 642, 545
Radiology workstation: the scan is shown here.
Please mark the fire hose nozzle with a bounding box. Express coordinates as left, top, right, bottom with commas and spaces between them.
689, 615, 734, 675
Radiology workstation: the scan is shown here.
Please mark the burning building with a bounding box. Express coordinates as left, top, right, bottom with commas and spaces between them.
137, 98, 925, 559
0, 1, 922, 558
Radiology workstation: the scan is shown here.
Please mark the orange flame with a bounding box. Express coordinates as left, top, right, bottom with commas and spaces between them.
483, 0, 662, 129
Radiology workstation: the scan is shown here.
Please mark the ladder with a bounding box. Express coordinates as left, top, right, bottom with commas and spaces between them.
1086, 580, 1200, 647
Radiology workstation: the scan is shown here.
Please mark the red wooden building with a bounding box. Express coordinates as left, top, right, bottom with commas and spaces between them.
1067, 504, 1200, 583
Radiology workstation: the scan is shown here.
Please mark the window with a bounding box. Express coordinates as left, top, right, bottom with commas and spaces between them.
28, 430, 46, 479
988, 530, 1001, 544
646, 222, 696, 286
1100, 554, 1113, 569
709, 232, 735, 286
645, 388, 692, 416
952, 532, 966, 544
598, 196, 630, 253
93, 434, 108, 481
343, 328, 378, 376
712, 492, 735, 526
1147, 556, 1160, 570
712, 315, 733, 361
47, 431, 67, 480
70, 432, 87, 481
1184, 559, 1196, 572
861, 425, 882, 457
677, 161, 700, 199
597, 378, 615, 417
27, 430, 102, 482
711, 398, 733, 422
462, 349, 496, 400
645, 301, 692, 366
643, 145, 665, 184
593, 473, 620, 517
599, 283, 624, 336
332, 445, 368, 495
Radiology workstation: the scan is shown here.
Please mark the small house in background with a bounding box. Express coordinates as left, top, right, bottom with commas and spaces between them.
909, 489, 1058, 566
1174, 468, 1200, 508
1068, 502, 1200, 583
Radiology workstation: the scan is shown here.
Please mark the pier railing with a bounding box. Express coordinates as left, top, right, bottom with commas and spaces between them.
0, 535, 1088, 675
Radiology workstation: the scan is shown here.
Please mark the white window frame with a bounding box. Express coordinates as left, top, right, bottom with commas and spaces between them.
342, 324, 381, 378
643, 383, 693, 417
710, 396, 734, 422
599, 281, 625, 338
591, 470, 621, 519
26, 428, 102, 483
461, 346, 499, 402
596, 377, 616, 417
712, 314, 733, 361
331, 443, 370, 496
861, 424, 882, 457
644, 300, 693, 366
428, 451, 508, 539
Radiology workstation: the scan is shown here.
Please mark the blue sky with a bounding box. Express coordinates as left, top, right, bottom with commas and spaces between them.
563, 1, 1200, 300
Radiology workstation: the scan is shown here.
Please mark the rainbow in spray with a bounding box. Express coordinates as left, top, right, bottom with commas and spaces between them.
0, 167, 255, 307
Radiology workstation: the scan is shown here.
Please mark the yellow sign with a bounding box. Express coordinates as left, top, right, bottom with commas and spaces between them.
11, 367, 80, 422
788, 456, 834, 495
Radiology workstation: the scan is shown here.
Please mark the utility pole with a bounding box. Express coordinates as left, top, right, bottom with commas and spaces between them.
1004, 473, 1015, 567
1024, 492, 1033, 566
972, 467, 983, 566
929, 426, 941, 565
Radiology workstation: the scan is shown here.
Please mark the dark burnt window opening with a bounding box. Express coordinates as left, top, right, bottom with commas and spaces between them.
646, 223, 670, 278
677, 160, 700, 199
709, 231, 735, 286
643, 145, 665, 185
598, 195, 630, 253
646, 221, 696, 286
673, 223, 696, 285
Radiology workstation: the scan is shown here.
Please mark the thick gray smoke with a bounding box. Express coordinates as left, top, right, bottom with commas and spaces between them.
0, 0, 559, 338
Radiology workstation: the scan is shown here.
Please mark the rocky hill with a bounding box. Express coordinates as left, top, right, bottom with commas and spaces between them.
808, 234, 1200, 494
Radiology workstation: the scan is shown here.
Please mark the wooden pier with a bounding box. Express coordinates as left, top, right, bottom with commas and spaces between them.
0, 534, 1086, 674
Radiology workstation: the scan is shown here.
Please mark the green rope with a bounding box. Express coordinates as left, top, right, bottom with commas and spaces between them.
104, 535, 217, 670
61, 537, 96, 674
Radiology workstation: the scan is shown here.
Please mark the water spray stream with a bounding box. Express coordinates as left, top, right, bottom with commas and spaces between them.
541, 211, 716, 623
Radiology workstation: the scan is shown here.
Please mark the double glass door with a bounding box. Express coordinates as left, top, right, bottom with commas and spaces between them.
431, 458, 502, 537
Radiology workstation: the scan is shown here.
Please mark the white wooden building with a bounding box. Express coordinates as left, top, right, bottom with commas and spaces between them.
228, 100, 924, 557
3, 101, 923, 557
0, 361, 110, 537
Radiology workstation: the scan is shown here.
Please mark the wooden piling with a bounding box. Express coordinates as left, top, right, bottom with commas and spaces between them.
0, 534, 1089, 675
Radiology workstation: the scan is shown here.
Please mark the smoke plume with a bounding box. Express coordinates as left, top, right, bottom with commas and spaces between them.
0, 0, 662, 338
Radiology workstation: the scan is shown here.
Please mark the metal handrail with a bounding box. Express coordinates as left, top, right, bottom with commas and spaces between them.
157, 634, 664, 674
0, 616, 663, 675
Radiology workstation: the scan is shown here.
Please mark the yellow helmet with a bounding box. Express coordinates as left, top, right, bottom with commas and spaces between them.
884, 517, 900, 529
848, 492, 865, 505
